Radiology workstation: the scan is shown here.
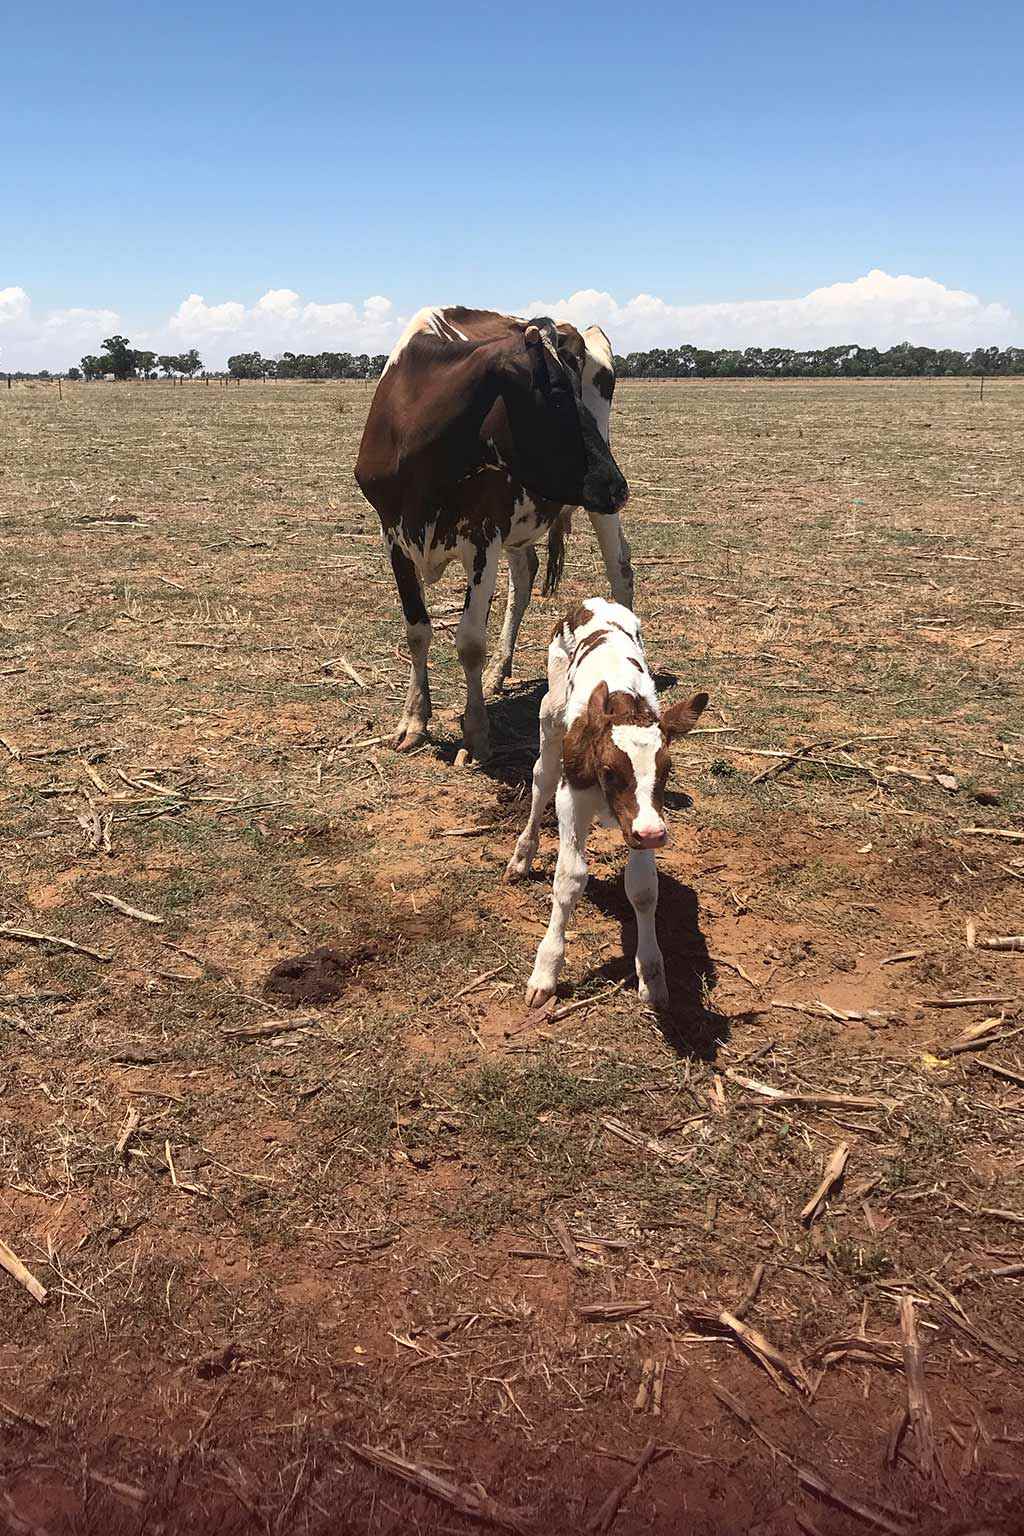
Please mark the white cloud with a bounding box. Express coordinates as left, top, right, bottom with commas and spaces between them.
0, 288, 120, 369
168, 293, 247, 334
0, 271, 1018, 371
525, 270, 1017, 352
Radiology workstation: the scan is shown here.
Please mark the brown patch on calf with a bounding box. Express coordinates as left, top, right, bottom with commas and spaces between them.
564, 603, 595, 634
563, 684, 707, 847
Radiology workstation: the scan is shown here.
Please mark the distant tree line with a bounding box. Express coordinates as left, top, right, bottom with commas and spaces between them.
226, 350, 388, 379
69, 336, 204, 381
7, 334, 1023, 384
610, 342, 1024, 378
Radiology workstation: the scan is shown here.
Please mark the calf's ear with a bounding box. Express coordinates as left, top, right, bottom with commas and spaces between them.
586, 680, 611, 730
661, 691, 708, 740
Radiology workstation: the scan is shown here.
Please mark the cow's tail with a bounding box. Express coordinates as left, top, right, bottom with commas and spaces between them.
542, 510, 571, 596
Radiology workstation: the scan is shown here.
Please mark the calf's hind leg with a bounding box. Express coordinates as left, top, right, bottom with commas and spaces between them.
388, 542, 433, 752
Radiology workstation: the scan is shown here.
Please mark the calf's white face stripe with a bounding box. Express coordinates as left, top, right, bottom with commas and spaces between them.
610, 722, 664, 833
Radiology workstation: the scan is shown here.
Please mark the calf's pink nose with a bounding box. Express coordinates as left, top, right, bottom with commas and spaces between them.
631, 821, 667, 850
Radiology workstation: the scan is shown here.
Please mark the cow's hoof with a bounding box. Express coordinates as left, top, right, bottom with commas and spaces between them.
504, 856, 528, 882
393, 726, 427, 752
482, 667, 507, 699
524, 983, 554, 1010
639, 981, 670, 1011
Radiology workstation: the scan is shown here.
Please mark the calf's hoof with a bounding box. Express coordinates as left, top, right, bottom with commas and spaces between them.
524, 983, 554, 1010
504, 854, 529, 883
392, 725, 427, 752
638, 978, 670, 1011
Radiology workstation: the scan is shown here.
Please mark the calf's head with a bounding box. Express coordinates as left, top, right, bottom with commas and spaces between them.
499, 322, 628, 515
566, 684, 708, 850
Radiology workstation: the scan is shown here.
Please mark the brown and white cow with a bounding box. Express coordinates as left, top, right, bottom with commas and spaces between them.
354, 306, 633, 762
506, 599, 707, 1010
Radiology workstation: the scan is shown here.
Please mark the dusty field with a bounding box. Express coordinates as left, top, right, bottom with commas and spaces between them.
1, 375, 1023, 1536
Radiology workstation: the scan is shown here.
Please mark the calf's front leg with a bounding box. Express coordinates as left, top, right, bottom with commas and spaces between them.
525, 782, 595, 1008
625, 850, 669, 1009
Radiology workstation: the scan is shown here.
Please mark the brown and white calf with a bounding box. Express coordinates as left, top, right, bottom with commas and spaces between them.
506, 599, 707, 1010
354, 307, 632, 763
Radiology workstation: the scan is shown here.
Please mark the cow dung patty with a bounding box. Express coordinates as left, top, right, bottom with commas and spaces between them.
264, 944, 377, 1006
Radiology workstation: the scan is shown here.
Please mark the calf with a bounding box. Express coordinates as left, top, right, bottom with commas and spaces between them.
506, 599, 707, 1010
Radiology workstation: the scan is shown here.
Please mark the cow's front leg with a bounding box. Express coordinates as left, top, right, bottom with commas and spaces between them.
587, 508, 634, 609
388, 541, 433, 752
483, 545, 539, 697
625, 850, 668, 1009
525, 782, 595, 1007
456, 533, 500, 761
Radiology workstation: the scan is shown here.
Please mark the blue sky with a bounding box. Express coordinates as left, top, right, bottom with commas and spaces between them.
4, 0, 1022, 366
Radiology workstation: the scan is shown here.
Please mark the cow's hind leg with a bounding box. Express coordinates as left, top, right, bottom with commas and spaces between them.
587, 509, 634, 608
505, 640, 568, 880
456, 533, 500, 762
389, 541, 433, 752
483, 545, 539, 697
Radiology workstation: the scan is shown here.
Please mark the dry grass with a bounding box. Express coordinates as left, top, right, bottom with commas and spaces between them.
1, 375, 1023, 1534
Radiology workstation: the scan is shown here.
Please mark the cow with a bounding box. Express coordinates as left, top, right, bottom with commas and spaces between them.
353, 306, 633, 763
505, 599, 708, 1010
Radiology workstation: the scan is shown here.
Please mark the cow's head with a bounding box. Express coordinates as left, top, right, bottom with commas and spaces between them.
565, 684, 708, 850
498, 321, 628, 515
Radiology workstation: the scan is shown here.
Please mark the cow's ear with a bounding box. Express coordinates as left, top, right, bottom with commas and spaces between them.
587, 680, 611, 730
661, 691, 708, 740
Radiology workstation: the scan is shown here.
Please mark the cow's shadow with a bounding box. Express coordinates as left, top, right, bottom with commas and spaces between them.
580, 868, 731, 1061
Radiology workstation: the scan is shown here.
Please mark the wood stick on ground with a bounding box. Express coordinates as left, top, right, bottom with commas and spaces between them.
0, 1397, 48, 1431
797, 1468, 910, 1536
801, 1142, 850, 1226
345, 1442, 530, 1533
546, 1205, 585, 1272
958, 826, 1024, 842
725, 1070, 886, 1111
731, 1262, 766, 1321
586, 1439, 660, 1534
712, 1378, 910, 1533
0, 925, 112, 963
651, 1359, 665, 1417
437, 824, 500, 837
601, 1116, 692, 1166
453, 963, 509, 1001
634, 1358, 655, 1412
977, 935, 1024, 951
718, 1310, 811, 1396
974, 1057, 1024, 1089
549, 978, 627, 1023
90, 892, 165, 925
577, 1301, 655, 1323
0, 1238, 48, 1304
114, 1105, 141, 1157
921, 994, 1017, 1008
899, 1294, 942, 1486
322, 653, 366, 686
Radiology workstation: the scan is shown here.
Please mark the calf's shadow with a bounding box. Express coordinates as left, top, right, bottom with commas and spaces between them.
580, 868, 732, 1062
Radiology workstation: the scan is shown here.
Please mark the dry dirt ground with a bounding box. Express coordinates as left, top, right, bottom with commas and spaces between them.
1, 376, 1023, 1536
